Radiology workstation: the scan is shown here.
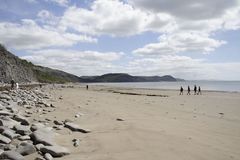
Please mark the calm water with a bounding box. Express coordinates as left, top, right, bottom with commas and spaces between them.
91, 81, 240, 92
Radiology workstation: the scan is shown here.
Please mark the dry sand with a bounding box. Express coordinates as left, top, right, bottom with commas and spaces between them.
28, 84, 240, 160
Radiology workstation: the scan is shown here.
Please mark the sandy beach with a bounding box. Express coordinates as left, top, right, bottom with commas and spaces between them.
21, 84, 239, 160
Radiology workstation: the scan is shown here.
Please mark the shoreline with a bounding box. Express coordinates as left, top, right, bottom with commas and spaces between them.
88, 83, 240, 94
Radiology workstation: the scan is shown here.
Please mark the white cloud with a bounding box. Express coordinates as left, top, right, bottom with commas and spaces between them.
0, 19, 97, 50
60, 0, 174, 36
133, 32, 226, 56
21, 49, 124, 76
129, 0, 238, 20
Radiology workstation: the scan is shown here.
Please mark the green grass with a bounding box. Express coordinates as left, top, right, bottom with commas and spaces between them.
34, 69, 68, 83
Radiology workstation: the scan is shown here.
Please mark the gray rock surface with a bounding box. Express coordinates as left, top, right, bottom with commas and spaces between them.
13, 114, 30, 125
0, 134, 11, 144
0, 151, 24, 160
30, 129, 55, 146
44, 153, 53, 160
2, 128, 18, 139
13, 125, 31, 135
0, 110, 12, 116
40, 145, 70, 157
18, 135, 31, 141
16, 141, 36, 156
65, 122, 91, 133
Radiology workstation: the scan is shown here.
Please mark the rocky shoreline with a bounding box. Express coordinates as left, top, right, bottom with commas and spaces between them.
0, 85, 90, 160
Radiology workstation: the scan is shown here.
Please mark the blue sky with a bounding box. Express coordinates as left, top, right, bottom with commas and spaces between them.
0, 0, 240, 80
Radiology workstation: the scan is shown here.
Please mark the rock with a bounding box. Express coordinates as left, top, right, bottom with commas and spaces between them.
116, 118, 124, 121
4, 144, 16, 151
13, 114, 30, 125
0, 111, 12, 116
40, 145, 70, 157
50, 104, 55, 108
0, 134, 11, 144
30, 129, 55, 146
53, 120, 63, 125
0, 94, 11, 101
18, 135, 31, 141
0, 117, 19, 128
16, 142, 36, 156
30, 123, 45, 132
64, 122, 91, 133
35, 143, 44, 151
2, 128, 19, 139
44, 153, 53, 160
64, 119, 73, 123
0, 151, 24, 160
75, 114, 80, 118
0, 149, 3, 154
13, 125, 31, 135
73, 139, 80, 147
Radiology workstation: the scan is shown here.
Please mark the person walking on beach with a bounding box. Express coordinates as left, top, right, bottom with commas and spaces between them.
194, 85, 197, 95
179, 86, 183, 95
187, 86, 191, 95
198, 86, 201, 95
86, 85, 89, 90
10, 79, 15, 90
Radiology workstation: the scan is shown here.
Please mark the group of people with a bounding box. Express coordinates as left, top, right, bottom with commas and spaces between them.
179, 85, 201, 95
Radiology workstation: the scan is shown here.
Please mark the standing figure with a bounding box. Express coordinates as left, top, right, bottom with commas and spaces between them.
187, 86, 191, 95
198, 86, 201, 95
10, 79, 15, 90
194, 85, 197, 95
16, 82, 19, 90
179, 86, 183, 95
86, 85, 89, 90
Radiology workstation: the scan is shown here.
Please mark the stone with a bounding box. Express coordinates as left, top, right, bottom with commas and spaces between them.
0, 111, 12, 116
2, 128, 19, 139
40, 145, 70, 157
53, 120, 63, 125
30, 129, 55, 146
0, 151, 24, 160
64, 122, 91, 133
75, 114, 80, 118
35, 143, 44, 151
0, 149, 3, 154
0, 94, 11, 101
30, 123, 45, 132
0, 117, 20, 129
13, 114, 30, 125
18, 135, 31, 141
16, 142, 36, 156
4, 144, 16, 151
44, 153, 53, 160
13, 125, 31, 135
73, 139, 80, 147
0, 134, 11, 144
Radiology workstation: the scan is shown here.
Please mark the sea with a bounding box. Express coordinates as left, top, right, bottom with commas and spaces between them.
91, 81, 240, 92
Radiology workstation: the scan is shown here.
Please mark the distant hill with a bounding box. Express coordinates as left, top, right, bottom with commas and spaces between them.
80, 73, 179, 82
0, 44, 81, 83
0, 44, 183, 83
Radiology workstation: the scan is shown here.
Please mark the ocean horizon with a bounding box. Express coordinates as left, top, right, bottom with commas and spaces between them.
91, 80, 240, 92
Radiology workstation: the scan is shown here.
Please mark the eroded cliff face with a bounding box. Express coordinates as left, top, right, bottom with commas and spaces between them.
0, 45, 37, 83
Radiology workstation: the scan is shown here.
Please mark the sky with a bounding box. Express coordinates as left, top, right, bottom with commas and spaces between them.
0, 0, 240, 80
